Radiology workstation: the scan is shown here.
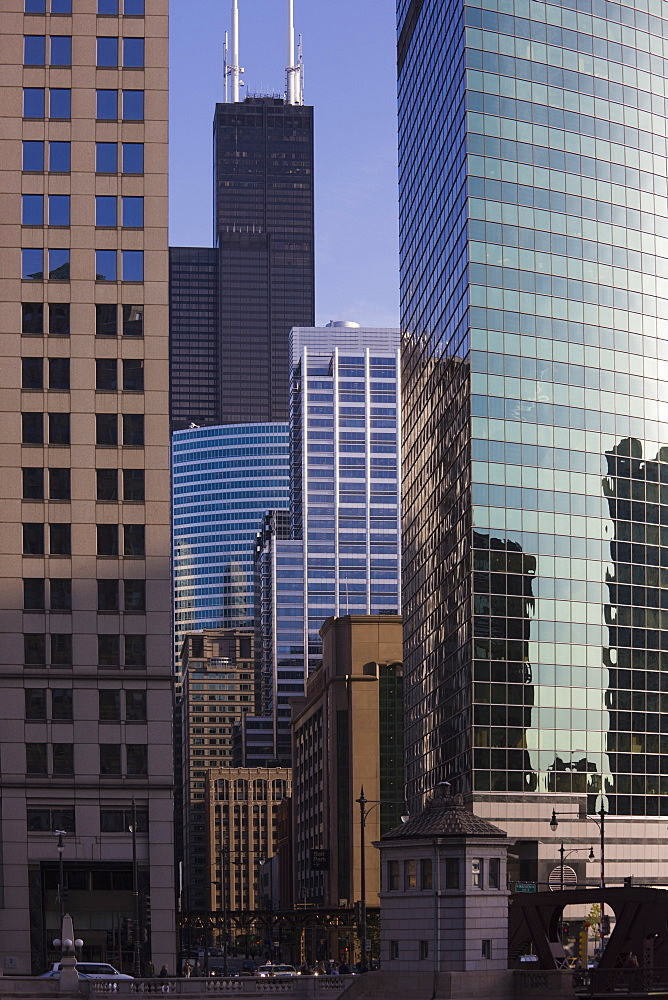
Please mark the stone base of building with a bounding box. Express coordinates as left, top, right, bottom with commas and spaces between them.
340, 968, 576, 1000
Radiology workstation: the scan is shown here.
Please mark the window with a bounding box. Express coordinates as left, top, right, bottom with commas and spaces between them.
419, 941, 429, 961
100, 744, 122, 775
126, 744, 147, 775
122, 197, 143, 228
24, 634, 46, 665
51, 633, 72, 665
123, 524, 144, 557
24, 87, 45, 118
99, 689, 120, 720
22, 249, 44, 280
22, 303, 44, 334
123, 304, 143, 336
97, 468, 118, 501
49, 468, 71, 500
124, 580, 145, 612
25, 0, 47, 11
24, 578, 45, 611
123, 37, 144, 67
122, 250, 143, 282
96, 142, 117, 173
489, 857, 501, 890
96, 196, 116, 227
96, 359, 117, 390
23, 468, 44, 500
421, 858, 433, 890
49, 303, 70, 335
387, 860, 399, 891
97, 524, 119, 556
49, 194, 70, 226
96, 414, 117, 445
27, 743, 48, 775
97, 579, 119, 611
96, 250, 117, 282
124, 0, 144, 14
28, 808, 75, 832
445, 858, 459, 889
52, 0, 72, 12
49, 141, 71, 172
49, 358, 70, 391
25, 689, 47, 720
23, 523, 44, 555
123, 469, 144, 501
23, 195, 44, 226
122, 414, 143, 446
124, 634, 146, 666
101, 808, 147, 832
24, 35, 45, 65
50, 36, 72, 66
22, 413, 44, 444
122, 142, 143, 174
126, 690, 146, 721
472, 858, 482, 888
404, 859, 417, 889
97, 36, 118, 67
98, 635, 120, 667
50, 579, 72, 612
122, 90, 144, 120
96, 89, 118, 119
22, 358, 43, 390
389, 941, 399, 961
52, 688, 73, 720
482, 940, 491, 960
53, 743, 74, 775
48, 249, 70, 280
50, 523, 71, 555
23, 140, 44, 171
98, 0, 119, 12
96, 304, 117, 336
49, 88, 71, 119
122, 358, 143, 391
49, 413, 70, 445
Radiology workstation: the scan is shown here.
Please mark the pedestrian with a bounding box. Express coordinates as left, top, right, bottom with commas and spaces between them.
183, 960, 192, 978
192, 961, 202, 977
339, 961, 350, 975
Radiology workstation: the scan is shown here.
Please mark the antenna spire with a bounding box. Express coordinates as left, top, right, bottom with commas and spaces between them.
286, 0, 302, 105
227, 0, 243, 103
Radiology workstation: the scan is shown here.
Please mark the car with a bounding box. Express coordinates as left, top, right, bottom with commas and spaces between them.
257, 964, 298, 978
40, 962, 133, 980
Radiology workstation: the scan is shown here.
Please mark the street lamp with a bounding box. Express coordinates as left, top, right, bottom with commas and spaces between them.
549, 805, 607, 954
128, 800, 141, 978
54, 830, 67, 920
355, 787, 380, 964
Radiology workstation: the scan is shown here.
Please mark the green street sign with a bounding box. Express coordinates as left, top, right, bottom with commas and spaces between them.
515, 882, 537, 893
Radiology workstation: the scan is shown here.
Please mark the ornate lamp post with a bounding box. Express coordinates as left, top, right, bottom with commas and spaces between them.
355, 787, 380, 963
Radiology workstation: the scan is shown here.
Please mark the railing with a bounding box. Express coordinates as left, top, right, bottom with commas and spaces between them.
87, 977, 349, 997
578, 965, 668, 996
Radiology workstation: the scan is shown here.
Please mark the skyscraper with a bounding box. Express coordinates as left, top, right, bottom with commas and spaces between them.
399, 0, 668, 881
0, 0, 174, 972
169, 247, 219, 431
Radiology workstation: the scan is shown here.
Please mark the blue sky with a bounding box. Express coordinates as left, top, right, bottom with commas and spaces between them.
169, 0, 399, 328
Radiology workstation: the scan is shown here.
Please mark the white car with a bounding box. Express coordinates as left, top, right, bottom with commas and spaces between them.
41, 962, 133, 980
257, 965, 298, 978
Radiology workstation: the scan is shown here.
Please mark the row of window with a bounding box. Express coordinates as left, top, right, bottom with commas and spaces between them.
23, 522, 145, 557
22, 195, 144, 228
24, 141, 143, 174
385, 857, 502, 891
22, 361, 144, 403
24, 577, 145, 611
24, 633, 148, 667
22, 468, 145, 503
26, 741, 148, 775
26, 0, 144, 14
20, 413, 144, 451
24, 34, 144, 68
23, 86, 144, 120
26, 687, 146, 720
22, 303, 143, 337
27, 807, 148, 835
22, 250, 144, 283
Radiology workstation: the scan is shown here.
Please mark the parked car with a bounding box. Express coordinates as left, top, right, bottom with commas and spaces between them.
257, 964, 298, 978
41, 962, 133, 980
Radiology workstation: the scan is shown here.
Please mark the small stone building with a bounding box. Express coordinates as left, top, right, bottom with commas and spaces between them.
376, 790, 510, 974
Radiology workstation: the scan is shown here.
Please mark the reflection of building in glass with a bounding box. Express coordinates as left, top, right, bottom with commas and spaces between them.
169, 247, 219, 431
399, 0, 668, 882
172, 424, 290, 673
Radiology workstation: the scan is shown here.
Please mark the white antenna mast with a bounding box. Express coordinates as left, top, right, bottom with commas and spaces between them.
286, 0, 302, 104
229, 0, 243, 103
223, 31, 229, 103
297, 33, 303, 104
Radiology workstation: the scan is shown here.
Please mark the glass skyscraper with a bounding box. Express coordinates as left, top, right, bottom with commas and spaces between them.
399, 0, 668, 879
172, 423, 290, 671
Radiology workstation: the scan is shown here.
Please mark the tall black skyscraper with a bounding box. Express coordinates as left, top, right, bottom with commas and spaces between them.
170, 94, 314, 430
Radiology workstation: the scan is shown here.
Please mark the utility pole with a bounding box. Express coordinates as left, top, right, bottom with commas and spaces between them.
130, 800, 141, 977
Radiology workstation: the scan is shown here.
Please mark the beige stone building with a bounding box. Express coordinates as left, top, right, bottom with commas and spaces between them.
0, 0, 173, 974
291, 615, 404, 909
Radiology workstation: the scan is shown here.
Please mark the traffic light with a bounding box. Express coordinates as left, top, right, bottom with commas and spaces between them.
562, 923, 570, 937
601, 915, 610, 936
121, 916, 134, 945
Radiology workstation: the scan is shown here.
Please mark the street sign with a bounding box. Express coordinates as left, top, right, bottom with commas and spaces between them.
365, 939, 371, 953
515, 882, 537, 893
311, 849, 330, 871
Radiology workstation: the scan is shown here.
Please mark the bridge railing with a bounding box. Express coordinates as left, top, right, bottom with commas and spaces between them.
86, 976, 350, 996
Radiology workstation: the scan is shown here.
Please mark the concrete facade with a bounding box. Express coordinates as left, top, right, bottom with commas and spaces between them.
0, 0, 173, 973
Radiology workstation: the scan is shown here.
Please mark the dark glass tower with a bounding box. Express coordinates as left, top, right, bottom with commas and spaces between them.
169, 247, 219, 430
399, 0, 668, 883
213, 97, 315, 423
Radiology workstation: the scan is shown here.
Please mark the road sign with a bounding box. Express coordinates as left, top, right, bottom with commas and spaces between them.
515, 882, 537, 893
